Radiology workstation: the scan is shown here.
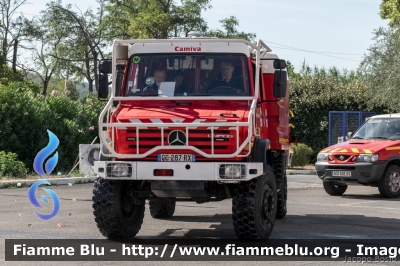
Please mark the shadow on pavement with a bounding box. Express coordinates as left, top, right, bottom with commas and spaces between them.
339, 193, 400, 201
143, 213, 400, 239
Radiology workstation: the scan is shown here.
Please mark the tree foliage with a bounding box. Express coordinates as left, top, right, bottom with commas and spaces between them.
0, 0, 27, 62
380, 0, 400, 26
0, 53, 41, 92
19, 14, 65, 95
103, 0, 211, 39
291, 143, 313, 167
3, 0, 255, 95
0, 151, 27, 178
360, 25, 400, 112
40, 0, 107, 93
289, 65, 383, 161
206, 16, 256, 41
0, 85, 105, 172
102, 0, 255, 40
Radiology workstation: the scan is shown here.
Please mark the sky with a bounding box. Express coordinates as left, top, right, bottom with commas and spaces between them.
18, 0, 388, 71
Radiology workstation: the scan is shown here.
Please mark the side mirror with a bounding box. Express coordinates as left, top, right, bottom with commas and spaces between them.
99, 59, 112, 74
273, 59, 287, 69
273, 70, 287, 97
347, 132, 353, 139
98, 74, 109, 99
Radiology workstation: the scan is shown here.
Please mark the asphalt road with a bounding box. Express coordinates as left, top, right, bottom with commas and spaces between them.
1, 174, 400, 266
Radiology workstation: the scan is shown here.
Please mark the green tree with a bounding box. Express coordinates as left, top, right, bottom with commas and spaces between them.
206, 16, 256, 41
40, 0, 107, 93
289, 64, 382, 161
360, 25, 400, 112
0, 47, 41, 92
0, 86, 105, 172
19, 16, 63, 95
0, 0, 27, 63
0, 52, 19, 84
380, 0, 400, 26
46, 77, 80, 100
103, 0, 211, 40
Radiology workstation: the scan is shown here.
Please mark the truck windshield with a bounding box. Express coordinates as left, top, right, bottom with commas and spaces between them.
351, 118, 400, 140
122, 54, 251, 97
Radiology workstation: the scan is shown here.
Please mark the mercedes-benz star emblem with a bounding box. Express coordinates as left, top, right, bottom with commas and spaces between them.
168, 130, 187, 146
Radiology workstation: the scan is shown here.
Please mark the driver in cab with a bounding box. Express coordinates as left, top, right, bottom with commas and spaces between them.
207, 61, 244, 94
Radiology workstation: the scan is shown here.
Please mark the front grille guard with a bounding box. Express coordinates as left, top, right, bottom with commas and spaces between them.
98, 98, 256, 159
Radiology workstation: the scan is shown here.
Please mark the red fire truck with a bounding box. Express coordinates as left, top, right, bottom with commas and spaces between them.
92, 36, 293, 240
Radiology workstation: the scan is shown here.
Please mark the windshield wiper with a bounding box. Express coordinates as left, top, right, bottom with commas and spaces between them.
351, 136, 365, 139
369, 136, 389, 139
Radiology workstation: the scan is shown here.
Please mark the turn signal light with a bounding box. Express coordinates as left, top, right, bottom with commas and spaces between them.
243, 142, 254, 151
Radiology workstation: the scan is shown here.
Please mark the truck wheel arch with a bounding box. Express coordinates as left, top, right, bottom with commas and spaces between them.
385, 157, 400, 168
250, 138, 270, 173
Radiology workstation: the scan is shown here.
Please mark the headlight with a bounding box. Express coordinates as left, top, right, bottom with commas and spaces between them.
358, 154, 379, 163
317, 153, 328, 162
107, 163, 132, 177
218, 164, 246, 179
112, 164, 129, 176
225, 165, 241, 178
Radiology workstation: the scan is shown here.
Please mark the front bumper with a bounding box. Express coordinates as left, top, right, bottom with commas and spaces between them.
315, 161, 387, 184
93, 161, 263, 182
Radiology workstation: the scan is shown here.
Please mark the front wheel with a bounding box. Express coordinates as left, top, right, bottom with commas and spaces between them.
323, 181, 348, 196
378, 165, 400, 198
92, 178, 145, 238
232, 167, 277, 240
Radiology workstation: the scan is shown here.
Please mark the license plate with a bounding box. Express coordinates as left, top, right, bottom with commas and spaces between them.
332, 171, 351, 177
157, 154, 196, 162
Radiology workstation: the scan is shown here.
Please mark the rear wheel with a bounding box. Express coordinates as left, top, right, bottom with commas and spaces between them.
232, 166, 277, 240
378, 165, 400, 198
149, 197, 176, 218
92, 178, 145, 238
272, 150, 287, 219
276, 173, 287, 219
323, 181, 348, 196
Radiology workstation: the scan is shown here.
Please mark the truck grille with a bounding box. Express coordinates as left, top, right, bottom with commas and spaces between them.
117, 128, 239, 156
334, 155, 351, 161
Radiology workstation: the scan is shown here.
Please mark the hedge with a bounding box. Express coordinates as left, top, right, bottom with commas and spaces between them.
0, 83, 106, 173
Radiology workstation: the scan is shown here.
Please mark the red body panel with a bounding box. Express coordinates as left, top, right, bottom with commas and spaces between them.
113, 100, 250, 161
320, 140, 400, 163
260, 73, 291, 150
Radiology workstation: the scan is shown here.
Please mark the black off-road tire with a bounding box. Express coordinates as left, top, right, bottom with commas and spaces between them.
378, 164, 400, 198
323, 181, 348, 196
232, 166, 277, 240
276, 173, 287, 219
149, 197, 176, 218
271, 151, 287, 219
92, 178, 145, 238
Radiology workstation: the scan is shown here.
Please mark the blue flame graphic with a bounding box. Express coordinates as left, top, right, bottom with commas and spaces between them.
30, 130, 61, 220
33, 130, 59, 176
28, 180, 60, 220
